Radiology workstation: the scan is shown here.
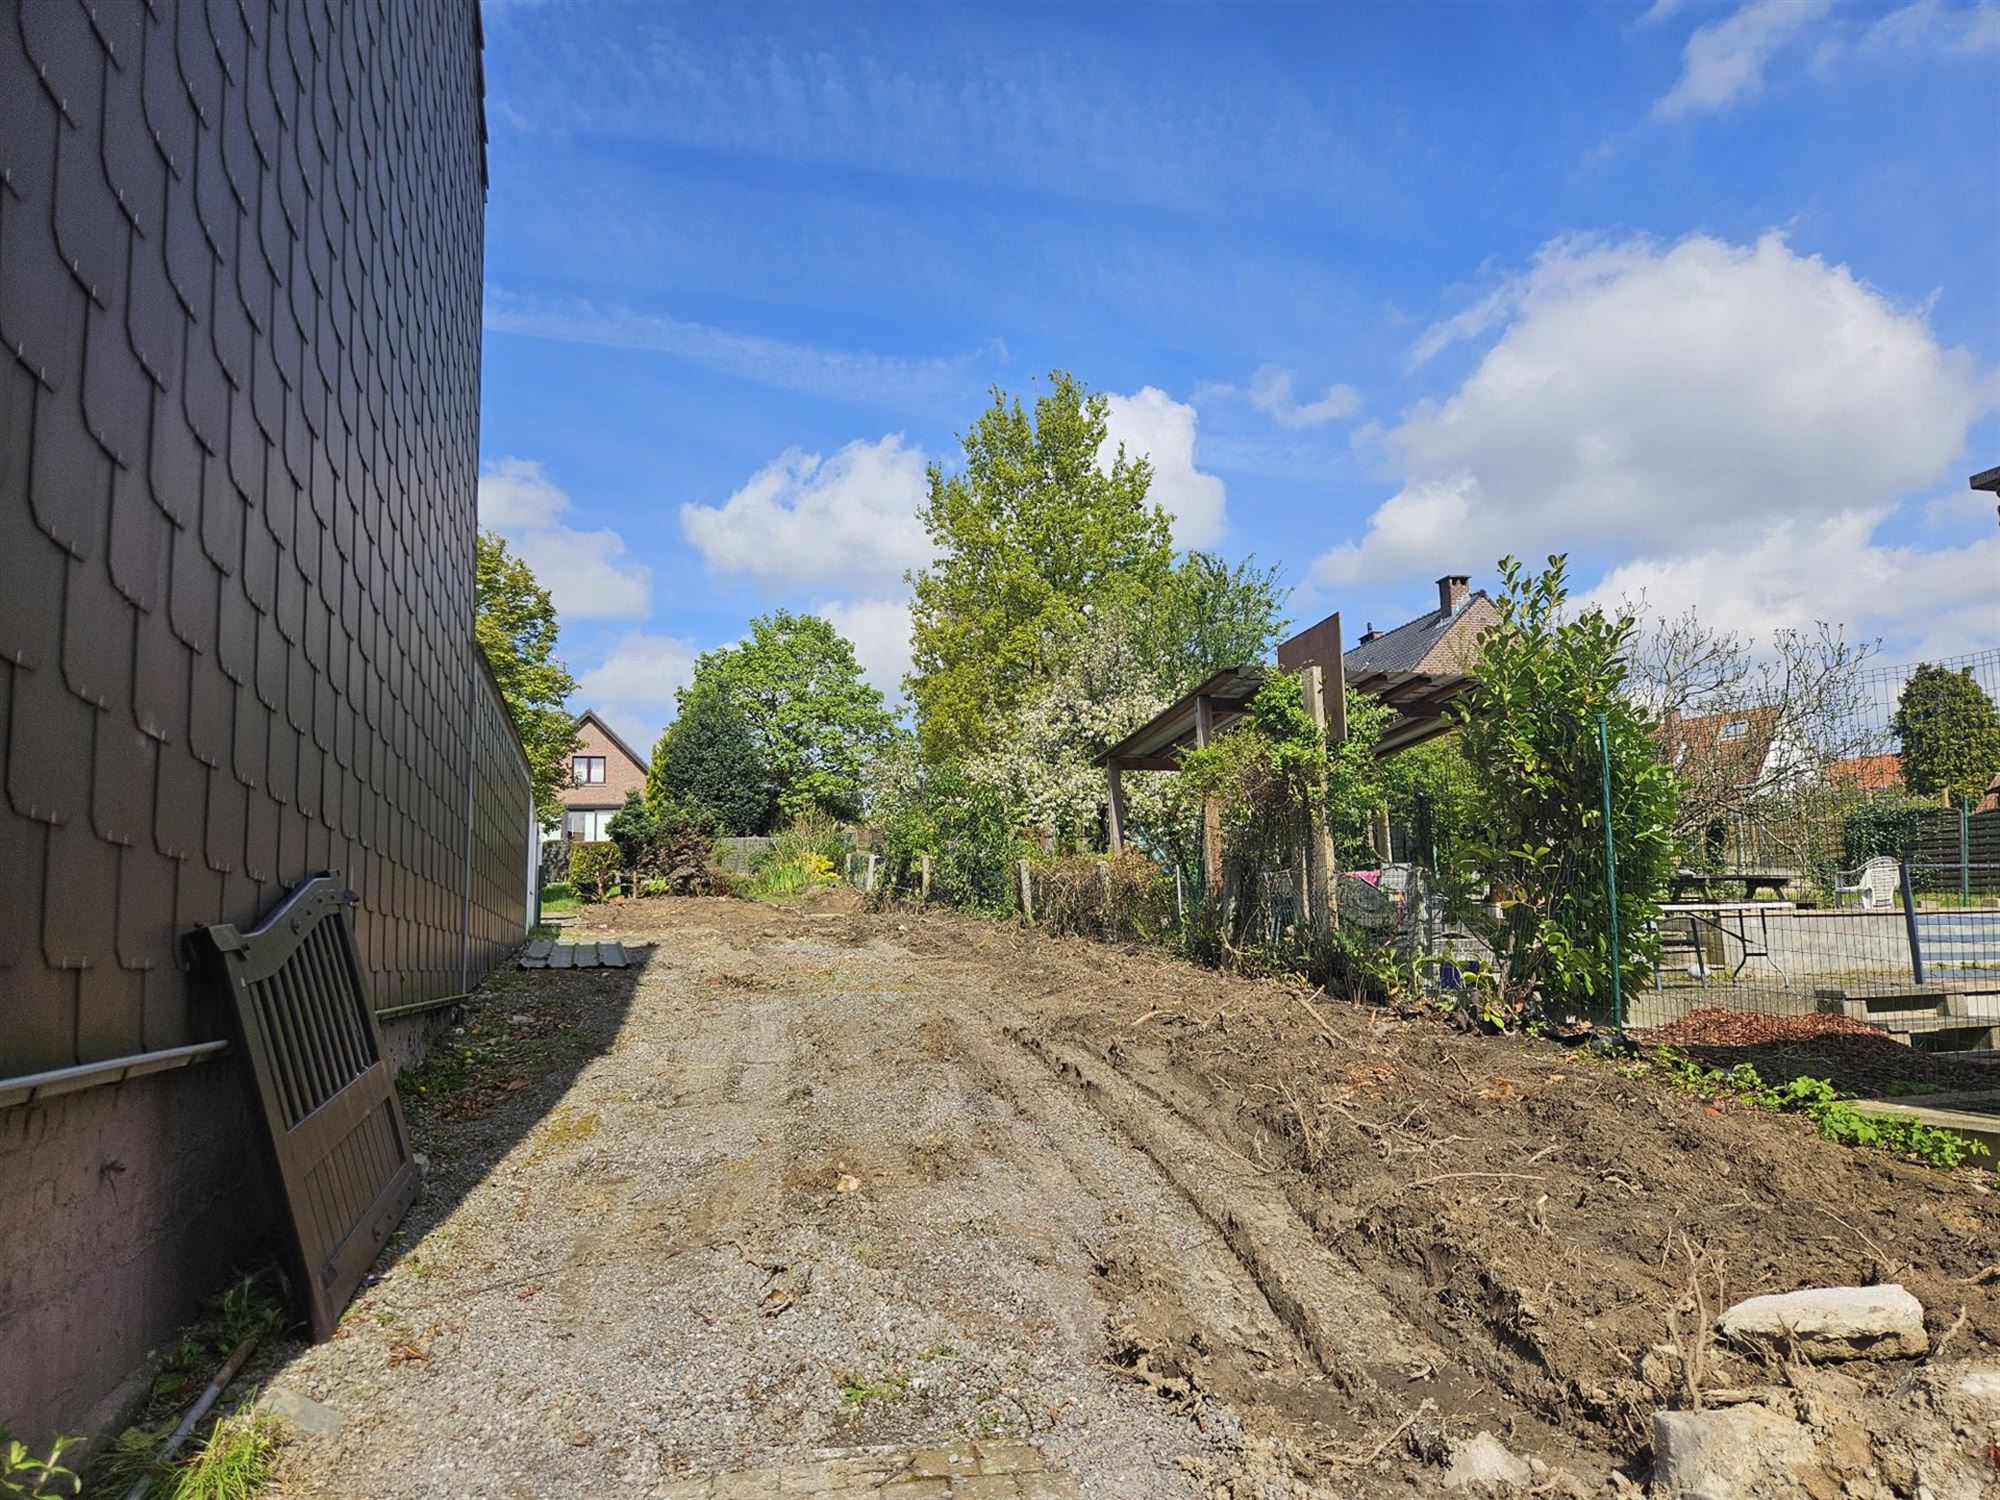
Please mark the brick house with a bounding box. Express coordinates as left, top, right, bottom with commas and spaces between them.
561, 711, 651, 841
1338, 575, 1500, 681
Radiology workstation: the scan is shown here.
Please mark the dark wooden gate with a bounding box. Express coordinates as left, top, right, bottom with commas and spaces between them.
193, 874, 421, 1339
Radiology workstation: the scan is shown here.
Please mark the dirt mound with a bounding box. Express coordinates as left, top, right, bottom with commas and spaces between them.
897, 909, 2000, 1478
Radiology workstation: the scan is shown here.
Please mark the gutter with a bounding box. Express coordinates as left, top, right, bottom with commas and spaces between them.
0, 1041, 231, 1111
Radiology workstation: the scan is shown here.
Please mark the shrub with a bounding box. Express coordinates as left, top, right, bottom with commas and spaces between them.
1452, 556, 1676, 1015
764, 814, 850, 872
743, 847, 841, 901
639, 877, 670, 897
570, 841, 623, 903
605, 789, 658, 869
640, 820, 735, 895
874, 758, 1024, 912
1033, 853, 1173, 940
1841, 794, 1930, 866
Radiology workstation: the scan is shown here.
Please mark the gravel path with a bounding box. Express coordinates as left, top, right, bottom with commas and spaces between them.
268, 900, 1302, 1498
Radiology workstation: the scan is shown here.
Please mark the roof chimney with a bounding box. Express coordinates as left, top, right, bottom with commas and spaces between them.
1359, 622, 1379, 645
1438, 575, 1470, 615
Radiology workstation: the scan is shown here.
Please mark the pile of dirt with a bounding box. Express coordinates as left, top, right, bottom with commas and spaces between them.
1639, 1006, 1894, 1046
1637, 1006, 2000, 1095
893, 910, 2000, 1478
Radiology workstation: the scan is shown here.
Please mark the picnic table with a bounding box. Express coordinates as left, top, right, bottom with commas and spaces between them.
1655, 900, 1795, 985
1668, 869, 1792, 903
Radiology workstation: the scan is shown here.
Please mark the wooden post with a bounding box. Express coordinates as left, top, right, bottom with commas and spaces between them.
1301, 664, 1337, 945
866, 852, 879, 893
1327, 612, 1347, 744
1106, 762, 1128, 854
1017, 859, 1035, 923
1195, 695, 1223, 895
920, 854, 933, 902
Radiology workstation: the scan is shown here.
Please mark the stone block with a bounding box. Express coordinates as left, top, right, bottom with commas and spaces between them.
1717, 1284, 1928, 1362
1444, 1430, 1531, 1490
1650, 1405, 1827, 1499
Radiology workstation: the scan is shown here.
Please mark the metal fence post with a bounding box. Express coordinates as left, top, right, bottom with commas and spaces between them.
1961, 794, 1973, 908
1597, 715, 1624, 1039
1900, 859, 1926, 987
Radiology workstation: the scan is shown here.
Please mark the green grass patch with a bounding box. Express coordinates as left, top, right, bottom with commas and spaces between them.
165, 1411, 278, 1500
1625, 1049, 1992, 1171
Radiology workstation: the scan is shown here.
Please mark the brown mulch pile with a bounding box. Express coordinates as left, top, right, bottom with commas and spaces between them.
1635, 1006, 2000, 1095
1637, 1006, 1894, 1046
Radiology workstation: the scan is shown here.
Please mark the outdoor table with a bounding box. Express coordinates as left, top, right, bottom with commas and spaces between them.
1656, 901, 1796, 984
1668, 871, 1793, 903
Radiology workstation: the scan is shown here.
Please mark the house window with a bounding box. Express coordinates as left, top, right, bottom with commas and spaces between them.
1719, 720, 1749, 742
565, 809, 612, 842
572, 755, 606, 785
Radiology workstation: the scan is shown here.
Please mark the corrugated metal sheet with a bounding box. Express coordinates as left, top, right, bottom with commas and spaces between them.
0, 0, 520, 1082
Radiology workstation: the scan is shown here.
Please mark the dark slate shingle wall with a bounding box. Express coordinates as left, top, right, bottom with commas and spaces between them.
0, 0, 516, 1083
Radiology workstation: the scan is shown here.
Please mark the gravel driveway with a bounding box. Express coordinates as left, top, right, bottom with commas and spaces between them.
267, 898, 1297, 1498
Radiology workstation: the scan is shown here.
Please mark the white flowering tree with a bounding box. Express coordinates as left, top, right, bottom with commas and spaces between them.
965, 609, 1199, 853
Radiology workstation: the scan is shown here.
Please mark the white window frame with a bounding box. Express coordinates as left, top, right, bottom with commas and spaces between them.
572, 755, 606, 785
565, 809, 613, 842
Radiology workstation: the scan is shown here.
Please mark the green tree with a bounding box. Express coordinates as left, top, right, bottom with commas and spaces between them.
647, 686, 775, 835
693, 611, 893, 823
907, 372, 1175, 760
604, 788, 659, 870
475, 531, 580, 819
1452, 556, 1677, 1013
1141, 551, 1287, 689
1893, 664, 2000, 805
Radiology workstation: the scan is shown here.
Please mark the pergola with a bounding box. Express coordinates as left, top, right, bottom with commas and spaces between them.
1096, 611, 1475, 864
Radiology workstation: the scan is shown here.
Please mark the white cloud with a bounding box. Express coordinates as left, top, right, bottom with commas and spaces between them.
574, 631, 700, 752
1848, 0, 2000, 59
1100, 387, 1229, 548
1589, 517, 2000, 663
1313, 231, 1995, 658
816, 597, 914, 703
1652, 0, 1994, 119
1654, 0, 1832, 118
1246, 365, 1361, 429
680, 435, 932, 594
477, 458, 651, 620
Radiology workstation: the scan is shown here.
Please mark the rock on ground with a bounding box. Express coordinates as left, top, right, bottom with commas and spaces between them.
1443, 1431, 1531, 1490
1716, 1285, 1928, 1362
1649, 1405, 1829, 1499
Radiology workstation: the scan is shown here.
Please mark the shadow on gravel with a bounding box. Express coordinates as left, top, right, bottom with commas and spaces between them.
360, 944, 652, 1290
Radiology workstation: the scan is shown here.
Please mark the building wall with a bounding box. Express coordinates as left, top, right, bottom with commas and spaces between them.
560, 715, 648, 816
0, 0, 512, 1444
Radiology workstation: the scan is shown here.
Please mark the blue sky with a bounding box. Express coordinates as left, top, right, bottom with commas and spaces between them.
474, 0, 2000, 749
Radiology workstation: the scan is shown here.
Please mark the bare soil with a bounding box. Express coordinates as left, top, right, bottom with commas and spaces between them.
266, 894, 2000, 1497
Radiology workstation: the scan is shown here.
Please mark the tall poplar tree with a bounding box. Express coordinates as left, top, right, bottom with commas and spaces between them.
906, 372, 1175, 761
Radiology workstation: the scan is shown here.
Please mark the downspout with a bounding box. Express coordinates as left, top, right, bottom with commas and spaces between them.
460, 663, 480, 996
